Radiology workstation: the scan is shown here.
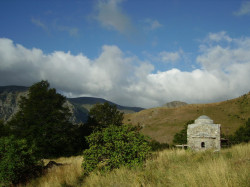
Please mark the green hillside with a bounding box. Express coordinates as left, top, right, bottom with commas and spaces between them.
124, 92, 250, 143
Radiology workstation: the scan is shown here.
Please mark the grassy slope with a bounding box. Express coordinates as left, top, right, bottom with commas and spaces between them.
123, 93, 250, 143
22, 143, 250, 187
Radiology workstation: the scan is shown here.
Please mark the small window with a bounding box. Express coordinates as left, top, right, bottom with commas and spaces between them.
201, 142, 205, 148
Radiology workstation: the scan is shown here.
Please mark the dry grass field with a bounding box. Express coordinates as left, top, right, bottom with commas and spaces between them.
21, 143, 250, 187
124, 93, 250, 143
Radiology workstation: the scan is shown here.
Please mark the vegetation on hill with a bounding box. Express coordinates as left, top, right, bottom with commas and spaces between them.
173, 120, 194, 144
227, 118, 250, 144
124, 92, 250, 143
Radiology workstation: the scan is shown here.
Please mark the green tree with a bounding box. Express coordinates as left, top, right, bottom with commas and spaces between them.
82, 124, 151, 175
173, 120, 194, 144
0, 136, 41, 185
231, 118, 250, 144
0, 120, 10, 137
86, 102, 124, 131
8, 80, 75, 158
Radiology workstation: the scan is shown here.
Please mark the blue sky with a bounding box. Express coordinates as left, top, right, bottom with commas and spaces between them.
0, 0, 250, 108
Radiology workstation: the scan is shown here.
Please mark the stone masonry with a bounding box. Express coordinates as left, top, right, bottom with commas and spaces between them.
187, 115, 221, 151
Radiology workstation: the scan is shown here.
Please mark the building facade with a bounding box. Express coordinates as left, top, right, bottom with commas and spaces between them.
187, 115, 221, 151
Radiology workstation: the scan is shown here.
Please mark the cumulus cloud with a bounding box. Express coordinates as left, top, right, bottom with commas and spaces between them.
234, 1, 250, 16
0, 33, 250, 108
93, 0, 134, 34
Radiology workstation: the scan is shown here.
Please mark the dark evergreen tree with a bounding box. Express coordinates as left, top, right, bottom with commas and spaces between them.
86, 102, 124, 131
8, 81, 75, 158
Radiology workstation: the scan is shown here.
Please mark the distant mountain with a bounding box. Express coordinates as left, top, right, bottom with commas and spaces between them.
0, 85, 144, 123
68, 97, 144, 113
0, 85, 28, 93
162, 101, 188, 108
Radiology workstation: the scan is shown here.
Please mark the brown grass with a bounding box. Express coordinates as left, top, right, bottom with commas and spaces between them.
20, 156, 83, 187
82, 143, 250, 187
124, 93, 250, 143
21, 143, 250, 187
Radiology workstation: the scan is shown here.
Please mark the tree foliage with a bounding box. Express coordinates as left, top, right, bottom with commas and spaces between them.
8, 80, 76, 158
0, 136, 41, 185
173, 120, 194, 144
82, 124, 151, 175
0, 120, 10, 138
230, 118, 250, 144
86, 102, 124, 131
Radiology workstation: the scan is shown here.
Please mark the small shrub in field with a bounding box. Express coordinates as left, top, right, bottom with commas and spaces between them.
0, 136, 41, 186
82, 124, 151, 174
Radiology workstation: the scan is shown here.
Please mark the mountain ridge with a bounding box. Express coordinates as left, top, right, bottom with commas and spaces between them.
0, 85, 144, 123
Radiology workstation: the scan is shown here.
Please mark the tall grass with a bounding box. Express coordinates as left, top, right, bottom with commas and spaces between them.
19, 156, 83, 187
22, 144, 250, 187
83, 144, 250, 187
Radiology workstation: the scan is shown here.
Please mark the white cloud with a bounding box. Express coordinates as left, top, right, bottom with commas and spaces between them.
206, 31, 232, 43
0, 34, 250, 108
234, 1, 250, 16
93, 0, 134, 34
159, 51, 181, 63
144, 19, 163, 30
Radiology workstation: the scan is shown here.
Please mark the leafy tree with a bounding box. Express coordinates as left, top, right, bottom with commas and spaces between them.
230, 118, 250, 144
8, 81, 75, 158
86, 102, 124, 131
173, 120, 194, 144
0, 120, 10, 137
0, 136, 41, 185
82, 124, 151, 175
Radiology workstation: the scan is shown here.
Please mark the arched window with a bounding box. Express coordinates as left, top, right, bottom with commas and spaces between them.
201, 142, 205, 148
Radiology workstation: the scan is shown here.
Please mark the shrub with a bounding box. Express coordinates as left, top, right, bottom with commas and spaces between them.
149, 140, 169, 151
0, 136, 41, 185
82, 125, 151, 175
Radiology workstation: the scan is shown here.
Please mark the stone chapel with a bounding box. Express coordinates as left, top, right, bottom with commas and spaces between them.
187, 115, 221, 151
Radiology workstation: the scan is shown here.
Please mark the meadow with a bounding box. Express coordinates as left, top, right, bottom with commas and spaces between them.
21, 143, 250, 187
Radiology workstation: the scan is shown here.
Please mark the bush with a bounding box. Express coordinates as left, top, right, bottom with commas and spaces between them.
149, 140, 169, 151
0, 136, 41, 185
82, 125, 151, 175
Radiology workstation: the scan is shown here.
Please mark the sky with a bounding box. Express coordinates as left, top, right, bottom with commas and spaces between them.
0, 0, 250, 108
